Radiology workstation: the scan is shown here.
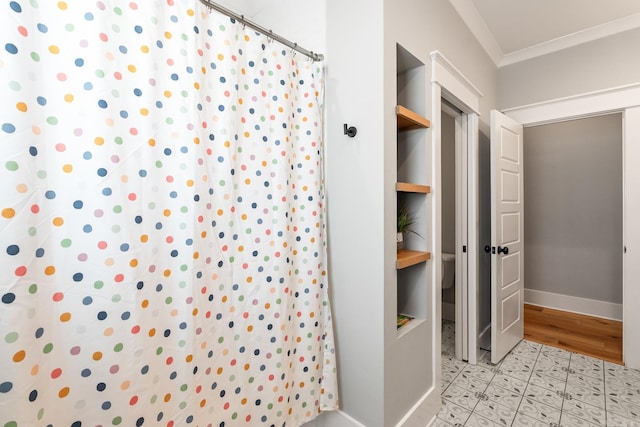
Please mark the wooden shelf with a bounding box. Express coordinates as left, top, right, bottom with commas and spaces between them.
396, 249, 431, 269
396, 105, 431, 131
396, 182, 431, 194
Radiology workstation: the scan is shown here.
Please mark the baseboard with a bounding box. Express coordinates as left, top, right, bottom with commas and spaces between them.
395, 386, 441, 427
442, 301, 455, 322
524, 289, 622, 321
302, 409, 366, 427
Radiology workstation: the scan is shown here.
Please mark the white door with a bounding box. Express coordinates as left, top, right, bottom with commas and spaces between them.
490, 110, 524, 364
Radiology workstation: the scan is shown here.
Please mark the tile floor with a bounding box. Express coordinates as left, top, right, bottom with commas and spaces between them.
437, 320, 640, 427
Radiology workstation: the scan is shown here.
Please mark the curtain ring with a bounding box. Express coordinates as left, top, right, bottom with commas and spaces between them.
240, 14, 246, 29
267, 30, 274, 43
291, 43, 297, 57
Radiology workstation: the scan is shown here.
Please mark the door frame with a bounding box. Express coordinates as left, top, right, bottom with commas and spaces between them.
431, 51, 482, 364
503, 82, 640, 369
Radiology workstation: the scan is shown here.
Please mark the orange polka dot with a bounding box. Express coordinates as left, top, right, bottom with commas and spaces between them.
92, 352, 102, 361
13, 350, 26, 363
2, 208, 15, 218
58, 386, 70, 398
16, 102, 27, 112
44, 266, 56, 275
59, 312, 71, 322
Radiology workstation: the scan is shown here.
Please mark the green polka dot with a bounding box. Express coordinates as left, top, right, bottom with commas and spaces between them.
60, 239, 72, 248
5, 161, 18, 171
43, 343, 53, 353
46, 116, 58, 125
5, 332, 18, 344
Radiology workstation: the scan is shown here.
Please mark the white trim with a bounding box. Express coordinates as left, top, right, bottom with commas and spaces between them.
447, 0, 504, 65
502, 83, 640, 127
448, 0, 640, 67
395, 386, 440, 427
431, 51, 481, 366
623, 106, 640, 369
505, 84, 640, 369
302, 410, 366, 427
431, 51, 483, 115
500, 14, 640, 67
524, 289, 622, 321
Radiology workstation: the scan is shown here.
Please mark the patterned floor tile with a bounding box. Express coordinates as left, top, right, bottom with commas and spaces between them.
560, 399, 605, 425
442, 383, 481, 411
490, 372, 529, 395
528, 371, 568, 395
606, 410, 640, 427
605, 395, 640, 420
451, 371, 491, 394
473, 398, 517, 426
437, 399, 472, 426
511, 412, 552, 427
484, 383, 524, 411
464, 413, 505, 427
564, 382, 605, 410
517, 397, 561, 425
438, 330, 640, 427
524, 382, 564, 410
558, 412, 602, 427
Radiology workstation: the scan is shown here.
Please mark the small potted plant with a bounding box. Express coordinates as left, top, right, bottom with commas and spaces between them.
397, 204, 417, 250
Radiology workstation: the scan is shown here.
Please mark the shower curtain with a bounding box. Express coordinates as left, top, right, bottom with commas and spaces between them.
0, 1, 337, 426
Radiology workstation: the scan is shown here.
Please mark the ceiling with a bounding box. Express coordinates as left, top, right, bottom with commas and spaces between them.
449, 0, 640, 67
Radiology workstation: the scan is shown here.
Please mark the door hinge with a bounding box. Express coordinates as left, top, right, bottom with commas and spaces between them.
462, 245, 467, 253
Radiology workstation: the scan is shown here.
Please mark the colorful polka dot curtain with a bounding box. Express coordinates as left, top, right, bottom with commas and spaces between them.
0, 1, 338, 426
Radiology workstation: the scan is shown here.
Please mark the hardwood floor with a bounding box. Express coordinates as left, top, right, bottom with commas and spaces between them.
523, 303, 623, 365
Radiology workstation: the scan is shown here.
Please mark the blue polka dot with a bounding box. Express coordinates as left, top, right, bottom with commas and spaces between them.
84, 12, 94, 21
73, 273, 83, 282
5, 43, 18, 54
45, 190, 56, 199
84, 82, 93, 90
29, 146, 38, 156
97, 168, 107, 177
75, 58, 84, 67
2, 123, 16, 134
0, 382, 13, 393
98, 99, 108, 108
37, 23, 48, 33
28, 389, 38, 401
83, 296, 93, 305
134, 25, 143, 34
6, 245, 19, 255
36, 96, 47, 106
2, 293, 16, 304
83, 224, 93, 233
9, 1, 21, 12
35, 248, 45, 257
83, 151, 92, 160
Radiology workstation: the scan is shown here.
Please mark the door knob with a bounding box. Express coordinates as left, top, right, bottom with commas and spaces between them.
497, 246, 509, 255
484, 245, 491, 253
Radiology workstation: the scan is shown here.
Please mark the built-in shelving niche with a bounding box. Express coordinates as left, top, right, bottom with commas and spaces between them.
396, 44, 430, 336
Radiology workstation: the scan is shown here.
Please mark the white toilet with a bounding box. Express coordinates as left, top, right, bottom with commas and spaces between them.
442, 252, 455, 289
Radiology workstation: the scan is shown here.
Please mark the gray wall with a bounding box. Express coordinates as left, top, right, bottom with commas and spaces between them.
524, 114, 623, 304
498, 28, 640, 109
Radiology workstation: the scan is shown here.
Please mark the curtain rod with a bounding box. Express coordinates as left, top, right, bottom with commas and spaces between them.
197, 0, 324, 62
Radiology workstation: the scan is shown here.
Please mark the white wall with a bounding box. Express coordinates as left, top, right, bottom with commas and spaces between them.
523, 115, 623, 304
211, 0, 326, 55
498, 28, 640, 109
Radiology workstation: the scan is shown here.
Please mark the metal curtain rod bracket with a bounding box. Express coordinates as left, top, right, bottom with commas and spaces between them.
198, 0, 324, 62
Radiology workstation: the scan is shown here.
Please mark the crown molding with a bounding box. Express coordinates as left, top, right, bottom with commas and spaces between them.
499, 13, 640, 67
447, 0, 504, 65
448, 0, 640, 67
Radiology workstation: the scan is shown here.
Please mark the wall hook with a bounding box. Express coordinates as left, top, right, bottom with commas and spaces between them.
343, 123, 357, 138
